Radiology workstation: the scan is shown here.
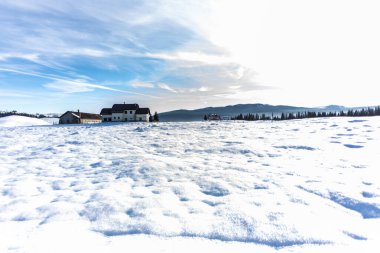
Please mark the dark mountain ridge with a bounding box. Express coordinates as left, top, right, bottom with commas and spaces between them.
159, 103, 368, 122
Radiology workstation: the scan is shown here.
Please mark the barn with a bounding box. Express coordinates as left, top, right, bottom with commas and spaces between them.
59, 111, 102, 124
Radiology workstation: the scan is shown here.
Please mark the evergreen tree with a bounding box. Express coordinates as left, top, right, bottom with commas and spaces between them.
255, 114, 260, 120
376, 106, 380, 115
153, 112, 159, 122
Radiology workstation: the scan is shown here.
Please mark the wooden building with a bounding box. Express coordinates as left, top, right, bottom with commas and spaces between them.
59, 111, 102, 124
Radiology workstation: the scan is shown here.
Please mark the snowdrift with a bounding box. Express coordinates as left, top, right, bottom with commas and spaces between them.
0, 115, 52, 127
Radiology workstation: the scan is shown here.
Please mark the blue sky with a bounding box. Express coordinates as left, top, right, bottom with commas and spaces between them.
1, 0, 380, 114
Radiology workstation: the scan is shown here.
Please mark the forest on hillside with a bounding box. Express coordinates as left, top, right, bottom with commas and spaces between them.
230, 106, 380, 121
0, 111, 47, 118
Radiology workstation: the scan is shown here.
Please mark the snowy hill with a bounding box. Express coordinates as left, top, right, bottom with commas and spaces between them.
0, 118, 379, 252
0, 115, 52, 127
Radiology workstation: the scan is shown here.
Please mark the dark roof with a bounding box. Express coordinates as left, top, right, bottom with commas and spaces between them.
136, 108, 151, 115
60, 111, 101, 120
59, 111, 72, 118
100, 108, 112, 115
111, 103, 139, 113
78, 112, 101, 120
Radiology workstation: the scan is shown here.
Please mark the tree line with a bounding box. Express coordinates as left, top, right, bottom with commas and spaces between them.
0, 110, 47, 118
149, 112, 160, 122
230, 106, 380, 121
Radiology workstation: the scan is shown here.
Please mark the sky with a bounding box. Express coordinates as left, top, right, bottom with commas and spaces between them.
0, 0, 380, 114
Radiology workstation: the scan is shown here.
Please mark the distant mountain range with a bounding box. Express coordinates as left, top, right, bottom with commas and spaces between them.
158, 104, 364, 122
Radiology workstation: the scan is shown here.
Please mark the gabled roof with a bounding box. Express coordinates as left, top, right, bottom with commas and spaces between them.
78, 112, 101, 120
136, 108, 151, 115
111, 103, 139, 113
60, 111, 101, 120
100, 108, 112, 115
60, 111, 74, 118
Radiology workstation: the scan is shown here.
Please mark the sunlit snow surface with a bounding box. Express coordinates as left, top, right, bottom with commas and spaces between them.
1, 118, 380, 252
0, 116, 51, 127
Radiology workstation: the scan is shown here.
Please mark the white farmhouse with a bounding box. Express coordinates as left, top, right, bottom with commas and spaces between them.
100, 103, 151, 122
135, 108, 151, 122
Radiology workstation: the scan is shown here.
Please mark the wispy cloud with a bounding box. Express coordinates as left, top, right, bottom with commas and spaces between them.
44, 80, 101, 93
158, 83, 177, 93
146, 51, 232, 66
0, 90, 35, 98
0, 67, 159, 98
129, 80, 155, 88
0, 53, 39, 61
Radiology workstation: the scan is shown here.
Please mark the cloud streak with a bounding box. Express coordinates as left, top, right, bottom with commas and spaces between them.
0, 67, 159, 98
129, 80, 155, 88
158, 83, 177, 93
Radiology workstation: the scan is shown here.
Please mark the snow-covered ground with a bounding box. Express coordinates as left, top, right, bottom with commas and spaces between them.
1, 117, 379, 252
40, 117, 60, 125
0, 116, 52, 127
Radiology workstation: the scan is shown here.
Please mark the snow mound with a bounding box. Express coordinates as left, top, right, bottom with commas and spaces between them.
0, 115, 52, 127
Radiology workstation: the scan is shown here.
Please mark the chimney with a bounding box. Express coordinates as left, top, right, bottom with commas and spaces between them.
124, 102, 125, 104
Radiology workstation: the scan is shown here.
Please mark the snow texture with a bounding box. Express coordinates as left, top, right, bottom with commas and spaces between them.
1, 117, 380, 252
40, 117, 60, 125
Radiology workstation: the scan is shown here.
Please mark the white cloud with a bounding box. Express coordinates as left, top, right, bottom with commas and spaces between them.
158, 83, 177, 93
44, 80, 95, 93
146, 51, 232, 65
129, 80, 155, 88
198, 86, 210, 92
0, 53, 39, 61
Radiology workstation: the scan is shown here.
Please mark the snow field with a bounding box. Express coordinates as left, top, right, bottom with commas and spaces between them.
1, 117, 380, 252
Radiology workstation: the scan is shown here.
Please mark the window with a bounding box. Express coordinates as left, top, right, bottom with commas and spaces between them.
118, 117, 120, 119
124, 111, 128, 114
130, 111, 133, 114
139, 117, 142, 121
114, 117, 116, 120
